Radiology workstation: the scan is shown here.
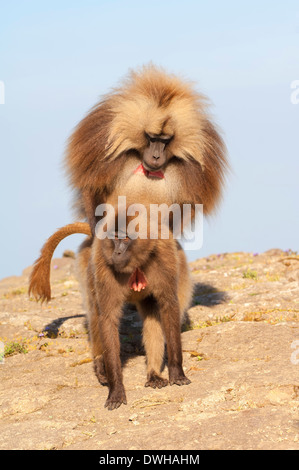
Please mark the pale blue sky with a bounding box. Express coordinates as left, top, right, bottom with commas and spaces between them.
0, 0, 298, 279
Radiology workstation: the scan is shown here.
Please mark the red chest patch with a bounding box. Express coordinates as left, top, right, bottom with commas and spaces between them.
134, 164, 164, 179
129, 268, 148, 292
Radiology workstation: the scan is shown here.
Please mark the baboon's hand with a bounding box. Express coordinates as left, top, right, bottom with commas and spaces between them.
105, 387, 127, 410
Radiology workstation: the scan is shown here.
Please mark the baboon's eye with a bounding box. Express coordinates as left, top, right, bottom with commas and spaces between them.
160, 137, 172, 145
145, 133, 156, 143
145, 132, 173, 145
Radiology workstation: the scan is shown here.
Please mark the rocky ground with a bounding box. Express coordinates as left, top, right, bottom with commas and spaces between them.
0, 248, 298, 450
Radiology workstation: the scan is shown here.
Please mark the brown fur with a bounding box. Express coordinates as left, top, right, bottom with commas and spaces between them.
29, 222, 91, 302
65, 65, 228, 231
78, 234, 192, 409
29, 222, 192, 410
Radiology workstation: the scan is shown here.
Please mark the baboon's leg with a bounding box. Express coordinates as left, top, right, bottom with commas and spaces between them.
137, 297, 168, 389
88, 299, 107, 386
177, 246, 193, 318
81, 258, 126, 408
158, 295, 191, 386
84, 266, 107, 385
96, 304, 127, 410
76, 241, 107, 385
92, 274, 127, 410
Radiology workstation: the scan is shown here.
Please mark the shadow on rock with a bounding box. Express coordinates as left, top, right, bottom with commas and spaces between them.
43, 314, 86, 338
191, 282, 229, 307
182, 282, 230, 331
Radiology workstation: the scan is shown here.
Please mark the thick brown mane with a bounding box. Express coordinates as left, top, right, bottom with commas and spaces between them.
65, 65, 228, 226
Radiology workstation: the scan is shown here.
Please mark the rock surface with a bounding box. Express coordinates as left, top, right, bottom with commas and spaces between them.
0, 249, 298, 450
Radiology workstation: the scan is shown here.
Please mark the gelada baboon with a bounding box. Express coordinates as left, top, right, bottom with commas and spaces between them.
29, 220, 192, 410
66, 65, 228, 233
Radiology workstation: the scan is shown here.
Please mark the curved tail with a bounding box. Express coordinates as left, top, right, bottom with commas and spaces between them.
29, 222, 91, 302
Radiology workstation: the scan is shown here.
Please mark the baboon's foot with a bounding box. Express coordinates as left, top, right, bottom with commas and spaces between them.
170, 375, 191, 386
145, 371, 168, 389
169, 365, 191, 386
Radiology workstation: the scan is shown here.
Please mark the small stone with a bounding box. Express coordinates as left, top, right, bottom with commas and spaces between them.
129, 413, 138, 421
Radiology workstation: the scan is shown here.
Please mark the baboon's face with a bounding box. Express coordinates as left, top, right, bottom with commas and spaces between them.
101, 234, 135, 273
111, 236, 133, 271
142, 133, 173, 172
101, 234, 154, 274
